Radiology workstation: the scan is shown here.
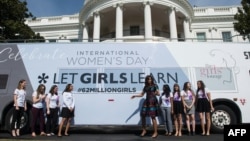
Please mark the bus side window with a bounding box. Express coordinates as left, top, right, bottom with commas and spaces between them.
0, 74, 8, 89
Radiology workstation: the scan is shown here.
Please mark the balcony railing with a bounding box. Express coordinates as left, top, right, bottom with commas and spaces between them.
0, 33, 249, 43
100, 29, 170, 39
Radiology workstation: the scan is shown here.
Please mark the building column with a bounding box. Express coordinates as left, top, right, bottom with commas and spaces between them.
169, 7, 178, 42
93, 11, 100, 42
183, 18, 191, 42
115, 3, 123, 42
144, 1, 153, 42
82, 23, 89, 42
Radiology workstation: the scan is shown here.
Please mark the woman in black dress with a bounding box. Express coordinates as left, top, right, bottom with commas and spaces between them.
172, 83, 183, 136
196, 80, 214, 136
131, 75, 160, 138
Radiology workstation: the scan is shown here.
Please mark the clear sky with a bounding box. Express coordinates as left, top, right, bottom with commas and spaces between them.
26, 0, 242, 18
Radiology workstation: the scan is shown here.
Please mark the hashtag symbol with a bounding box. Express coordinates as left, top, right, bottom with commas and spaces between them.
78, 88, 81, 92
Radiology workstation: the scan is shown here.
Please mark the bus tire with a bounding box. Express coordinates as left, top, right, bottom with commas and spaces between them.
5, 107, 31, 134
211, 105, 237, 133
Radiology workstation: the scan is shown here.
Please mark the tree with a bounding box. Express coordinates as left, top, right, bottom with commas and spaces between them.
0, 0, 44, 42
234, 0, 250, 41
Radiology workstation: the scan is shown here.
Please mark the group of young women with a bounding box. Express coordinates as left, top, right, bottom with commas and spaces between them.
131, 75, 214, 138
11, 75, 213, 138
10, 80, 75, 137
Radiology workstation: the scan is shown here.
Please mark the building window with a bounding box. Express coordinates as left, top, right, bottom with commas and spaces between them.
196, 32, 206, 42
222, 32, 232, 42
155, 29, 160, 36
130, 26, 139, 35
70, 39, 79, 42
0, 75, 8, 89
48, 39, 56, 42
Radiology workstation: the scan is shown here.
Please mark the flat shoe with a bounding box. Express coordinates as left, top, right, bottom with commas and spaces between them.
31, 133, 36, 137
151, 134, 158, 138
40, 133, 46, 136
140, 131, 146, 137
64, 134, 70, 136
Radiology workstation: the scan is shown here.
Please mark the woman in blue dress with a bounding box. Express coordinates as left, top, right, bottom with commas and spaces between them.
131, 75, 160, 138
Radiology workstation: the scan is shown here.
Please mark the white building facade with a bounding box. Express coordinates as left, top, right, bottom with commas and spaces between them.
25, 0, 247, 43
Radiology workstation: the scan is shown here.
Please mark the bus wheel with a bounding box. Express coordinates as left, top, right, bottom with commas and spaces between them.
211, 105, 237, 133
5, 107, 31, 134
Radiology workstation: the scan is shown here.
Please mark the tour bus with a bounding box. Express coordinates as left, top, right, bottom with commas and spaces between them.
0, 42, 249, 134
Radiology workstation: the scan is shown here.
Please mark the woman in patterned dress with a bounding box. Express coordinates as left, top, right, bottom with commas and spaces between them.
131, 75, 160, 138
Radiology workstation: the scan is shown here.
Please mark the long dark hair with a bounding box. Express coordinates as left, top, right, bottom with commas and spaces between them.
162, 84, 171, 97
36, 84, 46, 98
144, 75, 156, 86
63, 84, 72, 94
173, 83, 180, 97
49, 85, 58, 96
17, 79, 26, 90
196, 80, 205, 95
183, 81, 195, 96
183, 82, 189, 91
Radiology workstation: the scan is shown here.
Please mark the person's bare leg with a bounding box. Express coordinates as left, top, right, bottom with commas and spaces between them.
178, 114, 182, 136
64, 118, 71, 135
12, 129, 16, 137
206, 112, 211, 135
186, 115, 191, 135
191, 114, 196, 135
151, 117, 158, 138
57, 118, 66, 136
16, 129, 20, 136
174, 115, 179, 136
199, 113, 205, 135
140, 116, 147, 136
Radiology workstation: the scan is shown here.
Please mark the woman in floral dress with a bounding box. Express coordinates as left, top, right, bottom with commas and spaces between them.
131, 75, 160, 138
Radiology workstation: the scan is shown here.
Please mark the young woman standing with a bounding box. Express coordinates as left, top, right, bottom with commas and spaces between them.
31, 84, 47, 137
172, 83, 183, 136
57, 84, 75, 137
181, 82, 196, 136
159, 84, 173, 136
45, 85, 60, 136
11, 79, 27, 137
196, 80, 214, 136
